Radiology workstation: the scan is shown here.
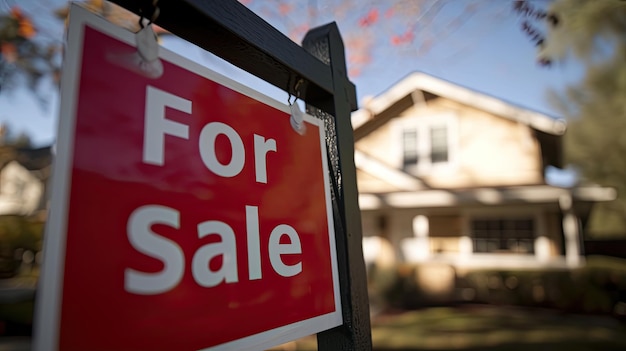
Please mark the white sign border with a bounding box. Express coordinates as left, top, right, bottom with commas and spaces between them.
34, 4, 342, 351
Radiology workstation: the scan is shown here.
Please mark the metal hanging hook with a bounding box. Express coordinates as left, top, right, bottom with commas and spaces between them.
287, 77, 304, 105
138, 0, 160, 29
150, 5, 160, 24
294, 78, 303, 99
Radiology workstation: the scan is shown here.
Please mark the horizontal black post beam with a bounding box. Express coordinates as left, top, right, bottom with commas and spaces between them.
109, 0, 357, 113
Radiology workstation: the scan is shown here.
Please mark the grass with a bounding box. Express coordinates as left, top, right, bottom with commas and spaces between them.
269, 305, 626, 351
586, 255, 626, 271
3, 255, 626, 349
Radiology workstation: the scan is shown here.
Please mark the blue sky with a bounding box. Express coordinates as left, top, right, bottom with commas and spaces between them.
0, 0, 583, 149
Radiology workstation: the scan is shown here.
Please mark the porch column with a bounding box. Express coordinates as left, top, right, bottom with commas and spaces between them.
560, 194, 582, 267
535, 214, 551, 262
413, 215, 430, 260
401, 215, 430, 262
459, 214, 472, 260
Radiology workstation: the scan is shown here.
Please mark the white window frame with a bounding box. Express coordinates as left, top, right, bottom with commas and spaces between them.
461, 207, 546, 258
393, 113, 459, 175
470, 217, 536, 254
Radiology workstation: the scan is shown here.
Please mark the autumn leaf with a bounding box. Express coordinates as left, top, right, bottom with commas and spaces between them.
11, 6, 36, 39
359, 8, 379, 27
384, 7, 394, 19
1, 42, 17, 63
391, 29, 414, 46
278, 3, 292, 16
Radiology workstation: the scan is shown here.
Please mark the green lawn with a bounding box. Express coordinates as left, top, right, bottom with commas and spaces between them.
271, 305, 626, 351
3, 255, 626, 350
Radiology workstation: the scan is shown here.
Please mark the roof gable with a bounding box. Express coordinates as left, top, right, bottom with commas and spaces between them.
0, 145, 52, 173
352, 72, 565, 169
353, 72, 566, 136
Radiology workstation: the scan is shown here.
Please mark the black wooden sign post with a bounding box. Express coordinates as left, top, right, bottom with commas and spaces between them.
108, 0, 372, 349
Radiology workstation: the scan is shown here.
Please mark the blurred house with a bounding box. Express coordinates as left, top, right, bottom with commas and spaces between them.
0, 145, 51, 218
0, 144, 50, 278
354, 72, 615, 271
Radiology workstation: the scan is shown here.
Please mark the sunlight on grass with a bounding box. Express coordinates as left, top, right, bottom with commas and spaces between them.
271, 305, 626, 351
370, 306, 626, 350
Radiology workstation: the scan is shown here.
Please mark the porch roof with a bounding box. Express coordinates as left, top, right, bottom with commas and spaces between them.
359, 184, 616, 210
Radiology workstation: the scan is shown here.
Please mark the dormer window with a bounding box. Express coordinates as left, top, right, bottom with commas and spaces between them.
402, 129, 418, 168
399, 114, 457, 174
430, 125, 448, 164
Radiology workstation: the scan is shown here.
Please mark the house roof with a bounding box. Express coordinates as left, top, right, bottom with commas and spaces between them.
353, 71, 566, 135
0, 145, 52, 174
352, 72, 566, 169
359, 184, 617, 211
355, 150, 425, 191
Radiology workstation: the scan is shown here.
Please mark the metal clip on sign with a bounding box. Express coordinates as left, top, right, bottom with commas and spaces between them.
134, 2, 163, 78
289, 78, 306, 135
106, 1, 163, 78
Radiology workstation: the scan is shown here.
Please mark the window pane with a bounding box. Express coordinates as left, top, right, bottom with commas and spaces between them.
402, 129, 418, 168
474, 239, 487, 253
471, 218, 535, 254
430, 126, 448, 163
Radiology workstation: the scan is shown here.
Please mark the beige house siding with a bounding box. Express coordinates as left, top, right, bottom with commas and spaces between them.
388, 210, 415, 259
356, 96, 544, 191
356, 73, 615, 270
429, 215, 463, 254
356, 122, 397, 170
356, 169, 404, 193
450, 101, 543, 188
429, 215, 462, 237
544, 211, 564, 256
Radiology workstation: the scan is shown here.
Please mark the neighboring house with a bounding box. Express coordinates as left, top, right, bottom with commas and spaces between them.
354, 72, 615, 270
0, 145, 51, 217
0, 145, 50, 278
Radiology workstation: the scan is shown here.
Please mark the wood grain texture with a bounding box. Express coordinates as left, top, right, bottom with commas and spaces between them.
304, 23, 373, 351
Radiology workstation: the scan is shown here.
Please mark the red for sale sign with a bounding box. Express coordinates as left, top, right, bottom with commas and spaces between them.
35, 5, 341, 351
